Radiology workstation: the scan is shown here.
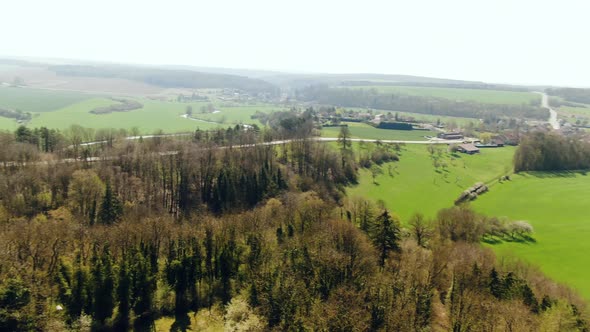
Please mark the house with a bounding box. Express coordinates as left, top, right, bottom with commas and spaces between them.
437, 132, 464, 140
457, 143, 480, 154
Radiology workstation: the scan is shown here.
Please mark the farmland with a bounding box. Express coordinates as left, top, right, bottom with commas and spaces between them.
346, 144, 516, 221
557, 105, 590, 119
345, 85, 541, 105
473, 172, 590, 299
0, 87, 285, 133
345, 107, 477, 125
0, 86, 95, 112
321, 122, 436, 141
349, 142, 590, 300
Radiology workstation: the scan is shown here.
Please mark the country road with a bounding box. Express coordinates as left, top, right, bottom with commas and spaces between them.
537, 91, 560, 130
8, 136, 467, 167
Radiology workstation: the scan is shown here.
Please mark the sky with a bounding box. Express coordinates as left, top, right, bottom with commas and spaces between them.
2, 0, 589, 86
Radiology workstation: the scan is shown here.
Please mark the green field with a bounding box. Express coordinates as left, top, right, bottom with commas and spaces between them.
0, 87, 285, 133
557, 105, 590, 119
346, 85, 540, 105
0, 116, 18, 131
28, 99, 282, 134
473, 172, 590, 299
345, 107, 478, 124
0, 86, 96, 112
321, 122, 436, 141
349, 143, 590, 300
347, 144, 515, 221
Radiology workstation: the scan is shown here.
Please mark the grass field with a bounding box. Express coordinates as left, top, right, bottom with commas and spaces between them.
321, 122, 436, 141
347, 144, 516, 222
557, 105, 590, 119
0, 116, 18, 131
0, 86, 95, 112
0, 86, 285, 133
473, 172, 590, 300
346, 107, 478, 124
346, 85, 540, 105
27, 99, 281, 134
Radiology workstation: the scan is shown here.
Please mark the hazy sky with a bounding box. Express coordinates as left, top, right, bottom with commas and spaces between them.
2, 0, 589, 86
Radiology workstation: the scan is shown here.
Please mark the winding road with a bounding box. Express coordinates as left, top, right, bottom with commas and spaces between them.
537, 92, 560, 130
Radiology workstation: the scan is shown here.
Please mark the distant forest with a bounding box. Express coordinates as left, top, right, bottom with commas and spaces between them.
296, 86, 547, 120
340, 81, 530, 92
50, 65, 280, 97
546, 88, 590, 104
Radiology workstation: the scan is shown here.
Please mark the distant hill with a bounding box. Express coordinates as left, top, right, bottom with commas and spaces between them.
48, 64, 280, 96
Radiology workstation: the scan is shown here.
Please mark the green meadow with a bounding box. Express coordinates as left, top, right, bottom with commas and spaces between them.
321, 122, 436, 141
0, 86, 285, 133
473, 172, 590, 299
346, 85, 540, 105
28, 99, 283, 134
345, 107, 477, 124
557, 105, 590, 119
347, 144, 515, 222
348, 142, 590, 300
0, 86, 95, 112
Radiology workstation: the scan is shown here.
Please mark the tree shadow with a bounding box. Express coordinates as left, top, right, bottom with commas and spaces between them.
482, 236, 503, 245
526, 171, 581, 178
482, 235, 536, 245
170, 313, 191, 332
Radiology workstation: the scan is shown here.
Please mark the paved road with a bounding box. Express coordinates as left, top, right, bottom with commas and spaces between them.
536, 92, 560, 130
8, 137, 466, 167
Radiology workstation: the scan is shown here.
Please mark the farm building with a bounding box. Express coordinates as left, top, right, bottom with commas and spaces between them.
437, 132, 464, 140
457, 143, 480, 154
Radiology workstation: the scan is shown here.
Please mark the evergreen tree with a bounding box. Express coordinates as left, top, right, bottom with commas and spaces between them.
98, 182, 122, 225
489, 268, 504, 299
91, 247, 115, 326
115, 256, 131, 331
371, 210, 401, 267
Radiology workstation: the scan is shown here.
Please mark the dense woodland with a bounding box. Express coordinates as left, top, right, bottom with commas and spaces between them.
0, 121, 588, 331
546, 88, 590, 105
514, 132, 590, 172
295, 85, 547, 120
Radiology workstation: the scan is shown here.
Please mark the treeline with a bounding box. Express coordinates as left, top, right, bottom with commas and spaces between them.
514, 131, 590, 172
50, 65, 280, 97
376, 121, 413, 130
90, 98, 143, 115
341, 81, 531, 92
546, 87, 590, 104
296, 85, 548, 120
0, 108, 32, 121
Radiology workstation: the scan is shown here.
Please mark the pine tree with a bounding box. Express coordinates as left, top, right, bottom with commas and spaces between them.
371, 210, 401, 267
521, 283, 539, 313
91, 247, 115, 326
69, 254, 91, 319
489, 268, 504, 299
115, 256, 131, 331
98, 182, 122, 225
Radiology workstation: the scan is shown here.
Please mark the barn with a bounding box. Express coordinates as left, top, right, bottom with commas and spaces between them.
457, 143, 480, 154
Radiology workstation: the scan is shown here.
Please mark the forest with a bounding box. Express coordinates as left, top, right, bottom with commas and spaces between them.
546, 88, 590, 104
49, 65, 280, 97
513, 131, 590, 172
296, 85, 547, 120
0, 119, 588, 331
